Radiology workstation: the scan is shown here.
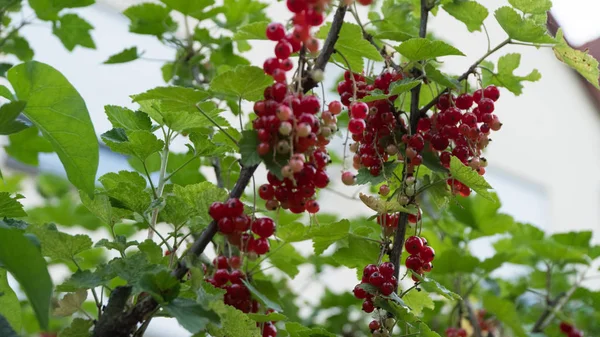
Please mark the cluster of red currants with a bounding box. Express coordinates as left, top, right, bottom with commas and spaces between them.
209, 198, 274, 256
337, 70, 407, 176
352, 262, 397, 313
404, 236, 435, 281
255, 1, 338, 214
368, 318, 395, 337
206, 255, 257, 313
445, 327, 467, 337
560, 322, 584, 337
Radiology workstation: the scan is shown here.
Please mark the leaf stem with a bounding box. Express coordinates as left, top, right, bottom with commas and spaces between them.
148, 128, 171, 240
195, 102, 239, 146
142, 160, 158, 199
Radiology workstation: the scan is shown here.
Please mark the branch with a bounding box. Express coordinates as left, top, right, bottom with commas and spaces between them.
419, 38, 511, 115
302, 3, 347, 91
93, 6, 349, 334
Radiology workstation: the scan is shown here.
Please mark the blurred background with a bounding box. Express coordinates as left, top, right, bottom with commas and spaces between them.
1, 0, 599, 336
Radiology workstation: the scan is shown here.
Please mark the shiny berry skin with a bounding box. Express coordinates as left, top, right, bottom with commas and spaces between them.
357, 0, 373, 5
350, 102, 369, 119
266, 23, 285, 41
478, 98, 495, 114
253, 238, 270, 255
419, 246, 435, 263
483, 85, 500, 101
226, 198, 244, 217
275, 40, 293, 59
431, 134, 450, 151
229, 256, 242, 269
560, 322, 574, 333
263, 57, 280, 75
378, 262, 394, 278
214, 256, 229, 269
422, 262, 432, 272
341, 171, 356, 186
369, 320, 380, 331
380, 282, 394, 296
263, 322, 277, 337
379, 184, 390, 196
369, 272, 385, 287
405, 255, 423, 270
306, 200, 320, 213
229, 270, 245, 284
353, 284, 367, 299
209, 202, 227, 220
568, 330, 583, 337
259, 184, 274, 200
257, 142, 270, 155
473, 88, 483, 102
456, 93, 474, 109
218, 217, 235, 234
328, 100, 342, 115
457, 329, 467, 337
313, 170, 329, 188
405, 236, 424, 255
213, 269, 229, 286
280, 58, 294, 71
348, 118, 366, 134
252, 217, 275, 238
362, 300, 375, 313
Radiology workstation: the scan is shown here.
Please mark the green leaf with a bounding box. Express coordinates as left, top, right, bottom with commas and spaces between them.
104, 47, 140, 64
551, 231, 592, 248
207, 301, 261, 337
449, 193, 514, 236
239, 130, 261, 166
233, 21, 268, 40
56, 268, 113, 292
95, 236, 138, 254
0, 314, 18, 337
389, 79, 421, 95
480, 252, 511, 272
105, 105, 151, 131
8, 61, 99, 196
107, 254, 159, 292
395, 38, 465, 61
412, 273, 461, 300
418, 322, 442, 337
0, 269, 20, 332
442, 1, 488, 32
0, 101, 28, 135
402, 288, 435, 315
52, 14, 95, 51
355, 162, 398, 185
99, 170, 151, 214
210, 65, 273, 102
331, 235, 381, 270
139, 269, 180, 303
0, 85, 14, 101
162, 181, 227, 228
316, 22, 383, 71
0, 192, 26, 217
132, 87, 228, 131
529, 240, 588, 264
449, 156, 494, 201
311, 220, 351, 255
164, 298, 220, 334
424, 64, 461, 89
26, 224, 92, 261
5, 127, 54, 166
3, 35, 33, 61
508, 0, 552, 14
374, 30, 414, 42
495, 6, 556, 43
247, 312, 287, 323
138, 240, 163, 264
0, 227, 52, 329
483, 294, 527, 337
29, 0, 94, 21
432, 248, 479, 274
102, 129, 164, 161
553, 29, 600, 89
481, 54, 541, 95
79, 191, 130, 226
160, 0, 216, 21
242, 280, 282, 311
53, 289, 87, 317
58, 318, 93, 337
124, 3, 177, 36
268, 242, 306, 278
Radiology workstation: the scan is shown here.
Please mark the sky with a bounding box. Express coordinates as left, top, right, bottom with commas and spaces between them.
552, 0, 600, 46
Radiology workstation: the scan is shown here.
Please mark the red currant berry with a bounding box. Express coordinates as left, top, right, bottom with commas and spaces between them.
348, 118, 366, 135
263, 57, 280, 75
379, 184, 391, 196
213, 256, 229, 269
483, 85, 500, 101
422, 262, 432, 272
417, 117, 431, 133
560, 322, 574, 333
280, 58, 294, 71
257, 142, 270, 156
568, 330, 583, 337
419, 246, 435, 263
353, 284, 367, 299
286, 0, 307, 13
306, 200, 320, 213
341, 171, 356, 186
253, 238, 270, 255
252, 217, 275, 238
473, 88, 483, 102
363, 264, 378, 278
350, 102, 368, 119
229, 270, 245, 284
275, 40, 293, 59
362, 300, 375, 313
456, 93, 474, 109
313, 170, 329, 188
226, 198, 244, 217
431, 134, 449, 151
378, 262, 394, 278
405, 236, 424, 255
380, 282, 394, 296
209, 202, 227, 220
218, 217, 235, 234
213, 269, 229, 286
328, 100, 342, 115
478, 98, 495, 114
368, 320, 380, 331
258, 184, 275, 200
266, 23, 285, 41
405, 255, 423, 270
369, 272, 385, 287
229, 256, 242, 269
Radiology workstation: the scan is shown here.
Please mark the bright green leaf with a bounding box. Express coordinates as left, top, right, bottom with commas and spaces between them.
268, 242, 306, 278
442, 1, 488, 32
0, 85, 14, 101
210, 65, 273, 102
239, 130, 261, 166
103, 129, 164, 161
413, 273, 461, 300
29, 0, 94, 21
508, 0, 552, 14
553, 29, 600, 89
551, 231, 592, 248
52, 14, 95, 51
105, 105, 151, 131
162, 181, 227, 228
123, 3, 177, 36
79, 191, 131, 226
5, 127, 53, 165
233, 21, 268, 40
247, 312, 287, 323
449, 156, 494, 202
0, 227, 52, 329
207, 300, 261, 337
0, 269, 20, 332
242, 280, 282, 311
481, 54, 541, 95
0, 192, 26, 217
8, 61, 99, 196
432, 248, 479, 274
104, 47, 140, 64
3, 35, 33, 61
495, 6, 556, 43
374, 30, 414, 42
395, 38, 465, 61
402, 288, 435, 315
95, 236, 138, 254
58, 318, 93, 337
389, 79, 421, 95
316, 22, 383, 71
99, 170, 151, 214
483, 294, 527, 337
311, 220, 350, 255
418, 322, 442, 337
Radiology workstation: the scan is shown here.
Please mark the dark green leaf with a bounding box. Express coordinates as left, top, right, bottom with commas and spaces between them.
164, 298, 220, 334
8, 61, 99, 196
79, 191, 131, 226
412, 273, 461, 300
389, 79, 421, 95
442, 1, 488, 32
553, 29, 600, 89
58, 318, 93, 337
374, 30, 414, 42
355, 162, 398, 185
104, 47, 140, 64
268, 241, 306, 278
210, 65, 273, 102
99, 170, 152, 214
242, 280, 282, 311
52, 14, 95, 51
3, 35, 33, 61
95, 236, 138, 254
102, 129, 164, 161
0, 192, 26, 217
449, 156, 494, 201
26, 224, 92, 261
311, 220, 350, 255
5, 126, 53, 165
123, 3, 177, 36
239, 130, 261, 166
0, 227, 52, 329
395, 38, 465, 61
431, 248, 479, 274
0, 269, 20, 332
247, 312, 287, 323
56, 268, 113, 292
424, 64, 460, 89
139, 269, 180, 303
233, 21, 268, 40
495, 6, 556, 43
480, 252, 511, 273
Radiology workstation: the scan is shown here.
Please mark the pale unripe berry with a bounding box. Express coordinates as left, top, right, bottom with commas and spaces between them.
328, 123, 338, 132
276, 105, 291, 121
320, 127, 332, 137
290, 159, 304, 173
405, 185, 415, 196
279, 122, 292, 136
405, 176, 416, 185
480, 157, 488, 167
372, 331, 383, 337
399, 195, 410, 205
311, 69, 325, 82
341, 171, 356, 186
469, 157, 480, 170
296, 123, 312, 137
350, 142, 359, 153
353, 162, 361, 170
384, 318, 395, 330
379, 184, 390, 196
386, 144, 398, 155
321, 111, 333, 123
281, 165, 293, 178
405, 147, 417, 159
247, 251, 258, 260
277, 140, 290, 154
